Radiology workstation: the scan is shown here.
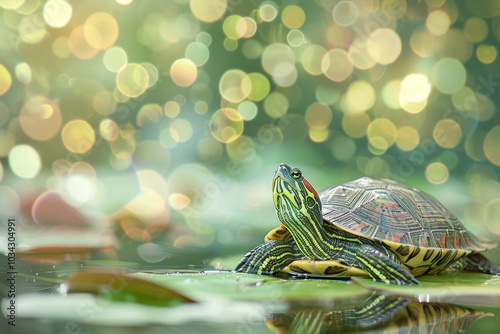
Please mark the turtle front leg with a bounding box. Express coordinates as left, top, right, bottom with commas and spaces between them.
450, 253, 500, 275
234, 240, 299, 275
356, 244, 421, 286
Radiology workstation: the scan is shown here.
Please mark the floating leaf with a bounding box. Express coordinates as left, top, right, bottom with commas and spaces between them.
352, 272, 500, 306
133, 272, 370, 303
64, 270, 195, 307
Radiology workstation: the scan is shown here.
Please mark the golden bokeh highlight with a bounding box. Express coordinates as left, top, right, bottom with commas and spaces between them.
20, 96, 62, 141
367, 118, 397, 153
190, 0, 227, 23
164, 101, 181, 118
169, 193, 191, 210
8, 144, 41, 179
342, 113, 370, 139
410, 26, 437, 58
84, 12, 119, 50
426, 10, 450, 36
68, 26, 98, 59
322, 48, 353, 82
433, 119, 462, 149
223, 15, 244, 39
484, 126, 500, 166
137, 104, 162, 126
219, 69, 251, 103
399, 73, 431, 114
464, 17, 488, 43
396, 126, 420, 151
476, 44, 497, 64
62, 120, 96, 154
209, 108, 244, 143
43, 0, 72, 28
346, 80, 376, 114
425, 162, 449, 184
100, 119, 119, 141
53, 37, 71, 58
264, 92, 288, 118
367, 29, 401, 65
309, 128, 329, 143
305, 102, 332, 130
281, 5, 305, 29
0, 0, 24, 9
0, 64, 12, 95
261, 43, 296, 87
170, 59, 197, 87
247, 72, 270, 101
301, 45, 326, 76
117, 63, 149, 97
348, 38, 376, 70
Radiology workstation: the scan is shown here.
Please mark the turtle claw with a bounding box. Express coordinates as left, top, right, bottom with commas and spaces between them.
234, 240, 296, 275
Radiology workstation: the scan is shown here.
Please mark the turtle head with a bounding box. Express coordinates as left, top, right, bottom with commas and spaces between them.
272, 164, 327, 258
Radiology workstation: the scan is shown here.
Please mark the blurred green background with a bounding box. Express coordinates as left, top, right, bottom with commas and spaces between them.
1, 0, 500, 270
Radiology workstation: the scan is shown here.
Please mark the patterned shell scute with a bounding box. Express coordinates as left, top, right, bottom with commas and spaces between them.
320, 177, 493, 251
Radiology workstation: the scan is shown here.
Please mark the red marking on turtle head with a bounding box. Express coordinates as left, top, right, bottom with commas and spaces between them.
303, 178, 319, 202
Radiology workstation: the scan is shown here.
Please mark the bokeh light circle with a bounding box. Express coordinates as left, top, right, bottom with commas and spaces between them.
20, 96, 62, 141
430, 58, 466, 94
433, 119, 462, 149
219, 69, 251, 103
281, 5, 306, 29
103, 46, 127, 72
322, 48, 353, 82
209, 108, 244, 143
8, 144, 41, 179
484, 126, 500, 166
0, 64, 12, 95
116, 63, 149, 97
264, 92, 289, 118
346, 80, 376, 114
367, 29, 401, 65
333, 1, 359, 26
170, 58, 197, 87
83, 12, 119, 50
426, 10, 450, 36
190, 0, 227, 23
425, 162, 449, 184
396, 126, 420, 151
305, 102, 332, 130
43, 0, 72, 28
62, 120, 96, 154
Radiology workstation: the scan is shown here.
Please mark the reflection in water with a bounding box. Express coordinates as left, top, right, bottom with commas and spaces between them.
266, 294, 489, 334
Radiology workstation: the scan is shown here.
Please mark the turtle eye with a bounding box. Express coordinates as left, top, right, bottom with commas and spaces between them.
291, 169, 302, 179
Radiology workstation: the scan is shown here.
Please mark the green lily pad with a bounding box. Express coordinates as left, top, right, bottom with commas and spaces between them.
352, 272, 500, 306
133, 272, 370, 303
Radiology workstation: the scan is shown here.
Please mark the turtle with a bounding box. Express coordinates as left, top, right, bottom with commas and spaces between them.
235, 163, 500, 285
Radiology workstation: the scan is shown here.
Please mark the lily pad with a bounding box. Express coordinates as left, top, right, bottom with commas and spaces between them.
352, 272, 500, 306
133, 272, 370, 304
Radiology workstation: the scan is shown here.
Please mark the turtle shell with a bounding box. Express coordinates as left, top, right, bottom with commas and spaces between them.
320, 177, 496, 276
